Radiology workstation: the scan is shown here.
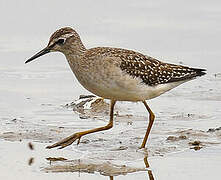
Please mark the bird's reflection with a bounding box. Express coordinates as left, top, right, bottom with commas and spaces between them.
45, 156, 154, 179
144, 157, 154, 180
109, 157, 154, 180
28, 141, 154, 179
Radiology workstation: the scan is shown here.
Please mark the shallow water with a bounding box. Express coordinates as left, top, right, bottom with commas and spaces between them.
1, 0, 221, 179
1, 140, 221, 179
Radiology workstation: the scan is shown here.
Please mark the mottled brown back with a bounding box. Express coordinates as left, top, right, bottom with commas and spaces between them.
85, 47, 206, 86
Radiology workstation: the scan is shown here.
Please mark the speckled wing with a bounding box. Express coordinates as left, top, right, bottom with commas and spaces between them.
119, 54, 206, 86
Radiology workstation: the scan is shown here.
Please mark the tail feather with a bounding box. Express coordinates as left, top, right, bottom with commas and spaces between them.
163, 65, 207, 84
191, 68, 207, 77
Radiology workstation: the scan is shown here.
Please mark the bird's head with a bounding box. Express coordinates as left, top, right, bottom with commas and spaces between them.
25, 27, 85, 63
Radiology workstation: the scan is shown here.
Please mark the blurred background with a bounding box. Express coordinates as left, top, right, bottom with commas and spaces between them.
1, 0, 221, 71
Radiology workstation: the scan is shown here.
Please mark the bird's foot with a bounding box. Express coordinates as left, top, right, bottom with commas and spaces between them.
46, 133, 82, 149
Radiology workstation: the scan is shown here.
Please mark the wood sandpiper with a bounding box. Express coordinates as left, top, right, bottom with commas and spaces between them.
25, 27, 206, 149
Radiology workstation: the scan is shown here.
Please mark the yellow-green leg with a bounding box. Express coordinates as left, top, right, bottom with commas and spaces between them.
140, 101, 155, 148
46, 100, 116, 149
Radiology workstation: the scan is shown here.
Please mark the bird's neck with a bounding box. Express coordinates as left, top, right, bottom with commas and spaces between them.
64, 39, 87, 57
64, 47, 87, 72
63, 39, 88, 74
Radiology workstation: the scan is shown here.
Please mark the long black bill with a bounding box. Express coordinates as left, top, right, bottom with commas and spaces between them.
25, 47, 51, 64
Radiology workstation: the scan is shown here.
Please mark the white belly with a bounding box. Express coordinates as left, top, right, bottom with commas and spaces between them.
67, 57, 187, 102
75, 69, 187, 101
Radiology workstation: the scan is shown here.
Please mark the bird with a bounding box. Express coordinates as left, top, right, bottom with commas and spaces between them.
25, 27, 206, 149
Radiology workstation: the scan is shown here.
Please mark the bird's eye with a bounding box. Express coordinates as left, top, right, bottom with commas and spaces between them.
56, 39, 65, 45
